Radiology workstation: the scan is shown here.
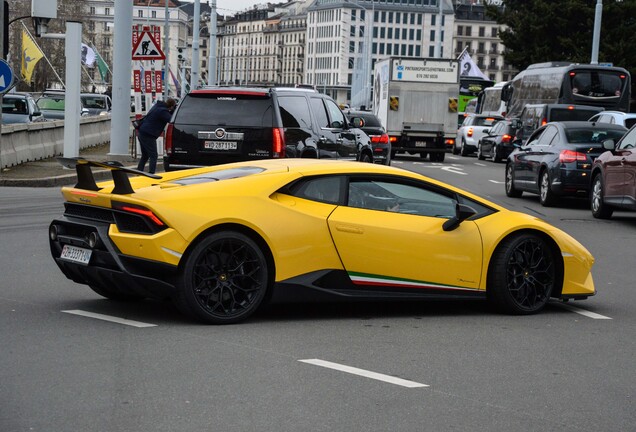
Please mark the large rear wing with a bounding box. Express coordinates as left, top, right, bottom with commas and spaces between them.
57, 157, 162, 195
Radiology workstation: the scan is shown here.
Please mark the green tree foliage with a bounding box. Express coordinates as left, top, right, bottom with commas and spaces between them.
488, 0, 636, 110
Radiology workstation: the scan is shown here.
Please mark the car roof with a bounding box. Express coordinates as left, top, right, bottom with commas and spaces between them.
547, 121, 628, 131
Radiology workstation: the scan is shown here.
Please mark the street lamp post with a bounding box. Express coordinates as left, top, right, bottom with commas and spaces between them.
208, 0, 217, 86
348, 0, 374, 109
591, 0, 602, 64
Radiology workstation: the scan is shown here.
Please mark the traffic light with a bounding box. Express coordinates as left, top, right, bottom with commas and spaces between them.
3, 1, 8, 59
177, 47, 184, 62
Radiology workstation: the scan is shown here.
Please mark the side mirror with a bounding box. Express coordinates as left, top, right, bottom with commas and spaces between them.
602, 139, 615, 151
483, 128, 490, 135
330, 120, 344, 129
350, 117, 365, 128
442, 203, 477, 232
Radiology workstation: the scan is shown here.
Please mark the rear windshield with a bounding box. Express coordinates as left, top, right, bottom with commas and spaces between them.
473, 117, 501, 127
564, 128, 626, 144
175, 93, 274, 127
359, 113, 382, 127
37, 97, 65, 110
550, 108, 600, 122
625, 119, 636, 129
570, 71, 625, 97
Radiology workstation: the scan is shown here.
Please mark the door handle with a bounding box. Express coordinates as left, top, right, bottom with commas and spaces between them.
335, 224, 364, 234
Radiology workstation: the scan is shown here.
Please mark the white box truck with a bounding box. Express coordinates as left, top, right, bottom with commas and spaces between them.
373, 57, 459, 162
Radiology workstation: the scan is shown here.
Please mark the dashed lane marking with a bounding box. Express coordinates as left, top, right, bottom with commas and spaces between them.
62, 310, 157, 327
488, 179, 505, 184
299, 359, 429, 388
559, 304, 612, 320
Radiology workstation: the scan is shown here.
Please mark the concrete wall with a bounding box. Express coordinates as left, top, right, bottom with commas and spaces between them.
0, 116, 133, 169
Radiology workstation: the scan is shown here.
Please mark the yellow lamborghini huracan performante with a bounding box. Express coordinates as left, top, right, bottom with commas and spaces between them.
49, 158, 595, 324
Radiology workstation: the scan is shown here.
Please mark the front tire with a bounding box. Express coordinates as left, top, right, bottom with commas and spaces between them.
488, 233, 556, 315
477, 142, 485, 160
505, 163, 522, 198
591, 174, 613, 219
360, 153, 372, 163
176, 231, 270, 324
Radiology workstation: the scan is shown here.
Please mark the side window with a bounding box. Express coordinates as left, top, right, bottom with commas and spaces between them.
491, 122, 503, 135
538, 125, 559, 146
288, 176, 344, 204
524, 127, 545, 147
618, 127, 636, 150
278, 96, 312, 129
310, 97, 330, 129
347, 178, 457, 218
324, 99, 346, 128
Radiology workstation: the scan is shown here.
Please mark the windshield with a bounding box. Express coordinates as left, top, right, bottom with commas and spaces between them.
37, 97, 65, 110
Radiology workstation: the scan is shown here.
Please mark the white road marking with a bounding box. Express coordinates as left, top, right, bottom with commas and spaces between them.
299, 359, 428, 388
488, 179, 505, 184
62, 310, 157, 327
559, 304, 612, 320
441, 166, 467, 175
474, 162, 487, 167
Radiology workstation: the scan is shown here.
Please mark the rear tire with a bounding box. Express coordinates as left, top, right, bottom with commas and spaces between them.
430, 152, 445, 162
505, 163, 522, 198
539, 169, 556, 207
488, 233, 556, 315
176, 231, 269, 324
460, 138, 469, 156
493, 145, 502, 163
360, 153, 372, 163
591, 174, 613, 219
477, 142, 485, 160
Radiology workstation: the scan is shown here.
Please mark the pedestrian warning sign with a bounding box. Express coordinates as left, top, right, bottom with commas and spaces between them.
132, 30, 165, 60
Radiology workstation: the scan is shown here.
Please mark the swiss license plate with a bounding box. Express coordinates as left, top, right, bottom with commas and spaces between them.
414, 141, 426, 147
60, 245, 92, 265
204, 141, 238, 150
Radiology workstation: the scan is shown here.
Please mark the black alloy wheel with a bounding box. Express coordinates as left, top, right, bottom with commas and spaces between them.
591, 174, 614, 219
176, 231, 269, 324
505, 163, 522, 197
488, 233, 556, 314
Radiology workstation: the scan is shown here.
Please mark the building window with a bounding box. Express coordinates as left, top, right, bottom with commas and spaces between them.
138, 10, 143, 17
491, 27, 498, 38
151, 11, 157, 18
457, 26, 463, 36
465, 26, 472, 37
479, 26, 485, 37
478, 42, 485, 54
105, 8, 110, 15
428, 46, 434, 57
430, 30, 435, 42
90, 6, 95, 14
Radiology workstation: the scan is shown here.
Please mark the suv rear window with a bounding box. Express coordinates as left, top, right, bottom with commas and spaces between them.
174, 93, 274, 126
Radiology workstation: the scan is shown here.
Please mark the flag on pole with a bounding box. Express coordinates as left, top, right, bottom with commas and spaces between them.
458, 49, 488, 80
21, 30, 45, 82
95, 51, 109, 82
81, 43, 96, 67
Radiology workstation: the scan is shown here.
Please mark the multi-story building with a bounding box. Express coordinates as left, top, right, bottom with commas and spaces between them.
452, 0, 516, 82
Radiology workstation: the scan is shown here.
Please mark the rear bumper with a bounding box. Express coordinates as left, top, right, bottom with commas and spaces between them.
551, 168, 593, 195
49, 217, 179, 299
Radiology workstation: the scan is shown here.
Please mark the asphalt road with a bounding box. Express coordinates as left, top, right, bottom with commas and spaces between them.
1, 155, 634, 432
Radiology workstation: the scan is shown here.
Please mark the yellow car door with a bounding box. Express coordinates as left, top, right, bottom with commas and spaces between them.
327, 178, 484, 293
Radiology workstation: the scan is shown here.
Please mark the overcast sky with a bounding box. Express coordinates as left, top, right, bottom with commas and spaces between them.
182, 0, 264, 17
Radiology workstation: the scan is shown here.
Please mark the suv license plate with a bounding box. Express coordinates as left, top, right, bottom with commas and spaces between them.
415, 141, 426, 147
60, 245, 92, 265
204, 141, 238, 150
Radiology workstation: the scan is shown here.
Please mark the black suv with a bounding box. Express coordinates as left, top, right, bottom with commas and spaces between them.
163, 87, 374, 170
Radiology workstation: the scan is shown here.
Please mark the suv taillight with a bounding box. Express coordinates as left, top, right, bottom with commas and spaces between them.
164, 123, 174, 155
371, 133, 389, 144
272, 127, 285, 158
502, 134, 512, 143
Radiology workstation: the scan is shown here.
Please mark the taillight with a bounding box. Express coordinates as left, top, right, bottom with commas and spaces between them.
467, 127, 473, 137
272, 127, 285, 158
389, 136, 398, 143
541, 118, 547, 126
560, 150, 587, 163
371, 133, 389, 144
445, 138, 455, 146
502, 134, 512, 143
111, 201, 165, 227
164, 123, 174, 155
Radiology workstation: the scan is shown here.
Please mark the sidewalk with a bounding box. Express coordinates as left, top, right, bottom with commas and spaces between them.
0, 143, 163, 187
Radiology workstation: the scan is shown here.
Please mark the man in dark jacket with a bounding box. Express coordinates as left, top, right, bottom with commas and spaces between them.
137, 98, 176, 174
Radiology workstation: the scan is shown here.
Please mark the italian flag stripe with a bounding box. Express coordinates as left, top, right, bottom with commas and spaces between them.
349, 272, 478, 292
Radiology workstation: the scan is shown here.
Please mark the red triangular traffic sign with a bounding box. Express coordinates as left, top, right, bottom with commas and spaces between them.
132, 31, 165, 60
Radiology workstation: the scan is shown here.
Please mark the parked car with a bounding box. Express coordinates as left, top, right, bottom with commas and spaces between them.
80, 93, 112, 116
477, 118, 520, 162
36, 93, 89, 120
50, 158, 596, 323
344, 109, 391, 165
505, 121, 627, 206
163, 87, 374, 171
590, 123, 636, 218
516, 103, 604, 144
1, 93, 44, 124
588, 110, 636, 129
455, 114, 503, 156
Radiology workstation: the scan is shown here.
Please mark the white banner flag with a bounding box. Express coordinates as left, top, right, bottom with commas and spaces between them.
458, 50, 488, 80
81, 43, 96, 68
